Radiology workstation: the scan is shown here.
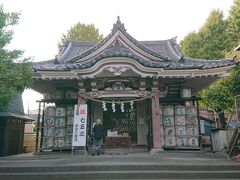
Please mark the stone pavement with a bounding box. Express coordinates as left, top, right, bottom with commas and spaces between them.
0, 151, 238, 167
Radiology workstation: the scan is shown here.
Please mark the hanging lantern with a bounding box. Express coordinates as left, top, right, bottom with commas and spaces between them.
120, 102, 124, 112
130, 100, 134, 109
112, 100, 116, 112
102, 101, 107, 111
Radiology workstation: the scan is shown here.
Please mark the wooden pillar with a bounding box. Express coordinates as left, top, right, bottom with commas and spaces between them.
151, 79, 162, 151
151, 90, 162, 149
78, 80, 87, 104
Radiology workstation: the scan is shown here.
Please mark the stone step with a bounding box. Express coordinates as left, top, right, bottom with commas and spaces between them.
1, 152, 239, 179
104, 147, 148, 155
0, 170, 240, 180
0, 164, 240, 173
104, 149, 130, 155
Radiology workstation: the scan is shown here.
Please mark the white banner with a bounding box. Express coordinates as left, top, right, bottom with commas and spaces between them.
72, 104, 88, 146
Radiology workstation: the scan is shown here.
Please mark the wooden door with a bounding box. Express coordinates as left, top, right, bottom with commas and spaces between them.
137, 100, 147, 145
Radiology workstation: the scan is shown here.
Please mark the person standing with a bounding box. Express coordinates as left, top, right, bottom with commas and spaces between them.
92, 119, 105, 155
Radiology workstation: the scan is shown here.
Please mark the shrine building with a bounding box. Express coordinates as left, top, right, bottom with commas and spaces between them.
32, 17, 236, 152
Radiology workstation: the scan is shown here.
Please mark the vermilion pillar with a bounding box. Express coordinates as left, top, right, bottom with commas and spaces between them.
151, 90, 162, 149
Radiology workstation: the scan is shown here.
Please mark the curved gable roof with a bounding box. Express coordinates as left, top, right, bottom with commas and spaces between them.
57, 17, 181, 63
33, 17, 237, 72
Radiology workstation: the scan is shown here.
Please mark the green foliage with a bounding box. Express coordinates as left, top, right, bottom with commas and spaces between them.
199, 65, 240, 114
226, 0, 240, 49
180, 32, 203, 59
59, 22, 103, 47
228, 65, 240, 97
181, 1, 240, 113
0, 5, 32, 110
224, 0, 240, 61
200, 77, 234, 113
180, 10, 228, 59
225, 50, 240, 61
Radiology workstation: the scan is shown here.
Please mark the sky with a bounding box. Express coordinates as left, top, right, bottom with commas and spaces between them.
1, 0, 235, 113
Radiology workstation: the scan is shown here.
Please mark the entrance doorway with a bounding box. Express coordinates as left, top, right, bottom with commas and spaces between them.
103, 103, 137, 143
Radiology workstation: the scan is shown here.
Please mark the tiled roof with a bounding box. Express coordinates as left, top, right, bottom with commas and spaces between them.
0, 93, 34, 121
142, 39, 182, 61
4, 93, 24, 114
58, 41, 97, 62
33, 17, 237, 71
33, 48, 236, 71
56, 38, 182, 63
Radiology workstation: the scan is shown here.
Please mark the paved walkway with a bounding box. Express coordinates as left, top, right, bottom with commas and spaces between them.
0, 151, 238, 167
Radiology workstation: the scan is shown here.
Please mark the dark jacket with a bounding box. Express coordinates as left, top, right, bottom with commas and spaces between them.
93, 124, 104, 140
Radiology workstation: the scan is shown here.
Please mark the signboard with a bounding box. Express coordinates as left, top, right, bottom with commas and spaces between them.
72, 104, 88, 146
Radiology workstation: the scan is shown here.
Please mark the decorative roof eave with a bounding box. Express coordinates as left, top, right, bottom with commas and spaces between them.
86, 90, 152, 98
181, 57, 237, 70
57, 41, 73, 61
32, 71, 78, 80
162, 64, 235, 78
33, 57, 235, 80
166, 38, 183, 59
32, 45, 237, 72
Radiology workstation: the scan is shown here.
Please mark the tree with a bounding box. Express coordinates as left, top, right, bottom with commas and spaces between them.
226, 0, 240, 48
200, 78, 233, 113
0, 5, 32, 110
199, 77, 233, 127
199, 65, 240, 127
180, 10, 228, 59
228, 65, 240, 97
180, 3, 240, 127
225, 0, 240, 60
59, 22, 103, 48
180, 32, 203, 59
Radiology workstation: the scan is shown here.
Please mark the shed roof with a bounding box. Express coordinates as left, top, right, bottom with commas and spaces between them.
0, 93, 35, 121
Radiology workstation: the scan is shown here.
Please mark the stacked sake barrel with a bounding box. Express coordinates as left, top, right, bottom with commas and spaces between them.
161, 105, 199, 149
42, 106, 74, 150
